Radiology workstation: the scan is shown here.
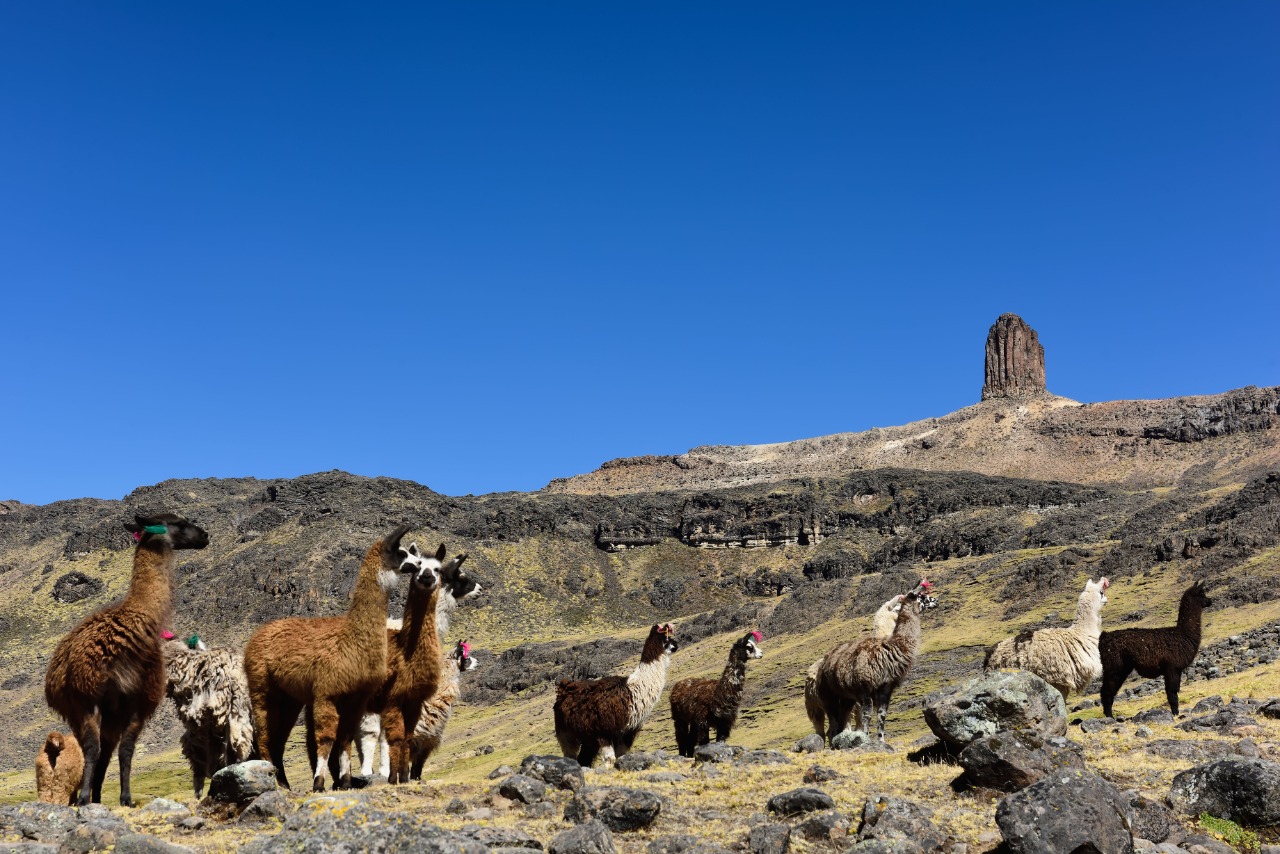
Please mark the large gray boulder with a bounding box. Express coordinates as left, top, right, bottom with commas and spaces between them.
766, 788, 835, 816
1168, 759, 1280, 826
205, 760, 277, 805
565, 787, 662, 831
956, 732, 1084, 792
522, 755, 586, 792
995, 770, 1134, 854
240, 797, 487, 854
925, 671, 1067, 748
548, 821, 615, 854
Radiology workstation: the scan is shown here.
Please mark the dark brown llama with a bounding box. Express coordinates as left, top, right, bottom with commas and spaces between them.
554, 623, 678, 767
243, 524, 419, 791
1099, 581, 1211, 717
44, 513, 209, 805
669, 631, 763, 757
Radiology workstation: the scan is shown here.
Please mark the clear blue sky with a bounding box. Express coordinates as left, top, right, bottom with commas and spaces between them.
2, 3, 1277, 506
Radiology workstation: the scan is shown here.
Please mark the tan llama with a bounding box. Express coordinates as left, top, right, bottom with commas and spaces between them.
44, 512, 210, 805
35, 731, 84, 805
243, 523, 421, 791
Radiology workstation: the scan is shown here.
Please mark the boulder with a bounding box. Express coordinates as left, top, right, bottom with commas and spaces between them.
831, 729, 873, 751
205, 760, 277, 805
803, 765, 840, 784
925, 671, 1067, 748
995, 770, 1134, 854
856, 795, 948, 853
956, 732, 1085, 792
843, 840, 923, 854
739, 749, 791, 765
616, 752, 664, 772
499, 774, 548, 804
240, 801, 486, 854
522, 755, 586, 792
747, 823, 790, 854
766, 788, 835, 816
1168, 759, 1280, 826
1123, 792, 1178, 845
794, 734, 825, 754
693, 743, 739, 764
794, 809, 850, 842
238, 789, 291, 824
565, 787, 662, 831
112, 835, 196, 854
548, 820, 616, 854
461, 827, 543, 850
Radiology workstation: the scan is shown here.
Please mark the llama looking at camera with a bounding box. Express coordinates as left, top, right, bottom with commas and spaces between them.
670, 630, 763, 757
1099, 581, 1210, 717
985, 576, 1110, 701
554, 623, 678, 767
44, 513, 210, 805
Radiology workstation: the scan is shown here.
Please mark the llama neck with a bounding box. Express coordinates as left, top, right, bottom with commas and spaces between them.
442, 656, 462, 690
1071, 592, 1103, 638
1176, 595, 1204, 644
344, 545, 392, 645
712, 649, 749, 712
398, 585, 441, 662
435, 591, 458, 637
123, 541, 174, 625
625, 652, 671, 729
892, 608, 922, 652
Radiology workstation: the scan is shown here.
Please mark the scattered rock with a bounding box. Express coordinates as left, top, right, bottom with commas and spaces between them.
843, 840, 924, 854
446, 798, 468, 815
461, 826, 543, 849
565, 787, 662, 831
522, 755, 586, 792
1179, 708, 1258, 735
748, 823, 790, 854
740, 749, 791, 765
1131, 708, 1174, 725
139, 799, 190, 819
766, 788, 834, 816
803, 765, 840, 784
995, 770, 1134, 854
548, 820, 616, 854
51, 571, 103, 603
795, 809, 850, 842
794, 734, 825, 754
616, 752, 664, 772
831, 729, 873, 750
499, 774, 548, 804
956, 732, 1085, 792
112, 834, 196, 854
856, 795, 948, 853
238, 789, 290, 824
489, 765, 515, 780
1168, 758, 1280, 826
924, 671, 1067, 749
1124, 792, 1178, 845
205, 760, 277, 805
1142, 739, 1233, 762
643, 772, 689, 784
693, 743, 738, 764
240, 801, 486, 854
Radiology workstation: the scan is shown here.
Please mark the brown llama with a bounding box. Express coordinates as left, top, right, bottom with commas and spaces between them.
1099, 581, 1211, 717
243, 523, 420, 791
669, 630, 763, 757
554, 623, 679, 767
805, 593, 906, 739
35, 732, 84, 805
815, 579, 935, 744
44, 512, 209, 805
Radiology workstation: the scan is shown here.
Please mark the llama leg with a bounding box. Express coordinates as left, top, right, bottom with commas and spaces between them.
92, 725, 121, 805
116, 711, 148, 807
1163, 667, 1183, 717
875, 688, 893, 742
1100, 666, 1131, 718
381, 706, 408, 785
309, 699, 340, 792
673, 719, 690, 757
378, 730, 390, 779
409, 736, 432, 780
265, 693, 301, 789
398, 703, 425, 784
72, 715, 100, 807
577, 739, 600, 768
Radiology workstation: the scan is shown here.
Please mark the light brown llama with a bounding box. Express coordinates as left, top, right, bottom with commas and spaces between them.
670, 631, 763, 757
408, 639, 478, 780
815, 580, 935, 743
805, 593, 905, 738
44, 513, 209, 805
35, 731, 84, 805
243, 524, 419, 791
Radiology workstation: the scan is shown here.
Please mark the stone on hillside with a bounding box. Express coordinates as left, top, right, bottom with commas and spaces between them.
956, 732, 1084, 792
643, 772, 688, 784
1124, 792, 1178, 845
112, 834, 196, 854
748, 823, 791, 854
982, 313, 1047, 400
548, 820, 616, 854
1131, 707, 1174, 725
565, 787, 662, 831
804, 765, 840, 784
1175, 833, 1237, 854
0, 803, 78, 843
925, 671, 1067, 748
1259, 699, 1280, 719
522, 755, 586, 791
794, 734, 825, 754
240, 801, 486, 854
616, 752, 663, 772
1190, 696, 1224, 714
844, 840, 924, 854
489, 765, 515, 779
795, 809, 850, 842
139, 798, 190, 819
856, 795, 948, 853
499, 774, 548, 804
462, 826, 543, 849
740, 749, 790, 765
647, 835, 700, 854
1179, 708, 1258, 735
1168, 759, 1280, 826
995, 770, 1134, 854
238, 789, 290, 824
693, 743, 739, 764
206, 760, 277, 804
766, 788, 834, 816
1143, 738, 1233, 762
831, 729, 873, 750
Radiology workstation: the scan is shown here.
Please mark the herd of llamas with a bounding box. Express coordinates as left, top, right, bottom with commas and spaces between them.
34, 512, 1214, 807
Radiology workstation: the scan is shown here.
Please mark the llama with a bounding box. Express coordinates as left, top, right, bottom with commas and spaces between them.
408, 640, 479, 780
985, 577, 1110, 701
164, 632, 254, 798
35, 732, 84, 806
670, 630, 763, 757
243, 523, 420, 791
805, 592, 908, 739
44, 512, 210, 805
815, 580, 935, 743
1098, 581, 1211, 717
554, 623, 678, 767
351, 546, 482, 780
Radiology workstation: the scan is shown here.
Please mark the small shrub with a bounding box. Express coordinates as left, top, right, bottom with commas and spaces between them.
1198, 813, 1259, 853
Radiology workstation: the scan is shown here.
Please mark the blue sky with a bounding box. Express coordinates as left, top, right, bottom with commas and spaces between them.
2, 3, 1276, 505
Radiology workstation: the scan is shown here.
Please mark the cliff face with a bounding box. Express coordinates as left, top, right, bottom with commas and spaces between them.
982, 313, 1048, 400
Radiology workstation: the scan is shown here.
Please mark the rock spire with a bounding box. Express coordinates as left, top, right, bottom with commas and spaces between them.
982, 313, 1047, 400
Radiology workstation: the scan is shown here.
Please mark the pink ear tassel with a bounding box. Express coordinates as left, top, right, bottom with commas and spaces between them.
750, 630, 763, 642
461, 642, 470, 655
132, 531, 142, 542
162, 630, 176, 640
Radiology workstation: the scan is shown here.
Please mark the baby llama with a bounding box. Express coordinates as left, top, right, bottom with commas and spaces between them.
35, 732, 84, 805
44, 513, 209, 805
669, 630, 763, 757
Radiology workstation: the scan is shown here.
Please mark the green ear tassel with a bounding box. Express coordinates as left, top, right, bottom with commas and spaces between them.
143, 525, 168, 535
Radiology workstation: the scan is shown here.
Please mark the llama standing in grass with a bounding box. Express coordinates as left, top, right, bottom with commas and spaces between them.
243, 524, 420, 791
35, 732, 84, 805
164, 632, 254, 798
554, 623, 678, 767
408, 640, 479, 780
805, 593, 905, 738
351, 547, 482, 780
985, 577, 1110, 701
44, 513, 209, 805
815, 580, 935, 743
670, 631, 763, 757
1098, 581, 1210, 717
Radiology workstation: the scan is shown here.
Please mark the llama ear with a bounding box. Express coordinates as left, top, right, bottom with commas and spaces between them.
435, 544, 447, 562
407, 542, 421, 557
124, 520, 142, 534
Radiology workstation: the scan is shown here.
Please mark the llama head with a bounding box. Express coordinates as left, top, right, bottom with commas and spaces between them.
125, 513, 209, 551
45, 732, 65, 755
401, 542, 444, 595
439, 551, 480, 602
739, 630, 764, 660
1186, 580, 1212, 609
1083, 577, 1109, 607
642, 623, 679, 661
453, 639, 478, 672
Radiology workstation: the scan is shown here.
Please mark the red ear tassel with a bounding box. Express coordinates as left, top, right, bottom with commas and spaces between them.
751, 630, 763, 642
461, 642, 470, 655
132, 531, 142, 542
